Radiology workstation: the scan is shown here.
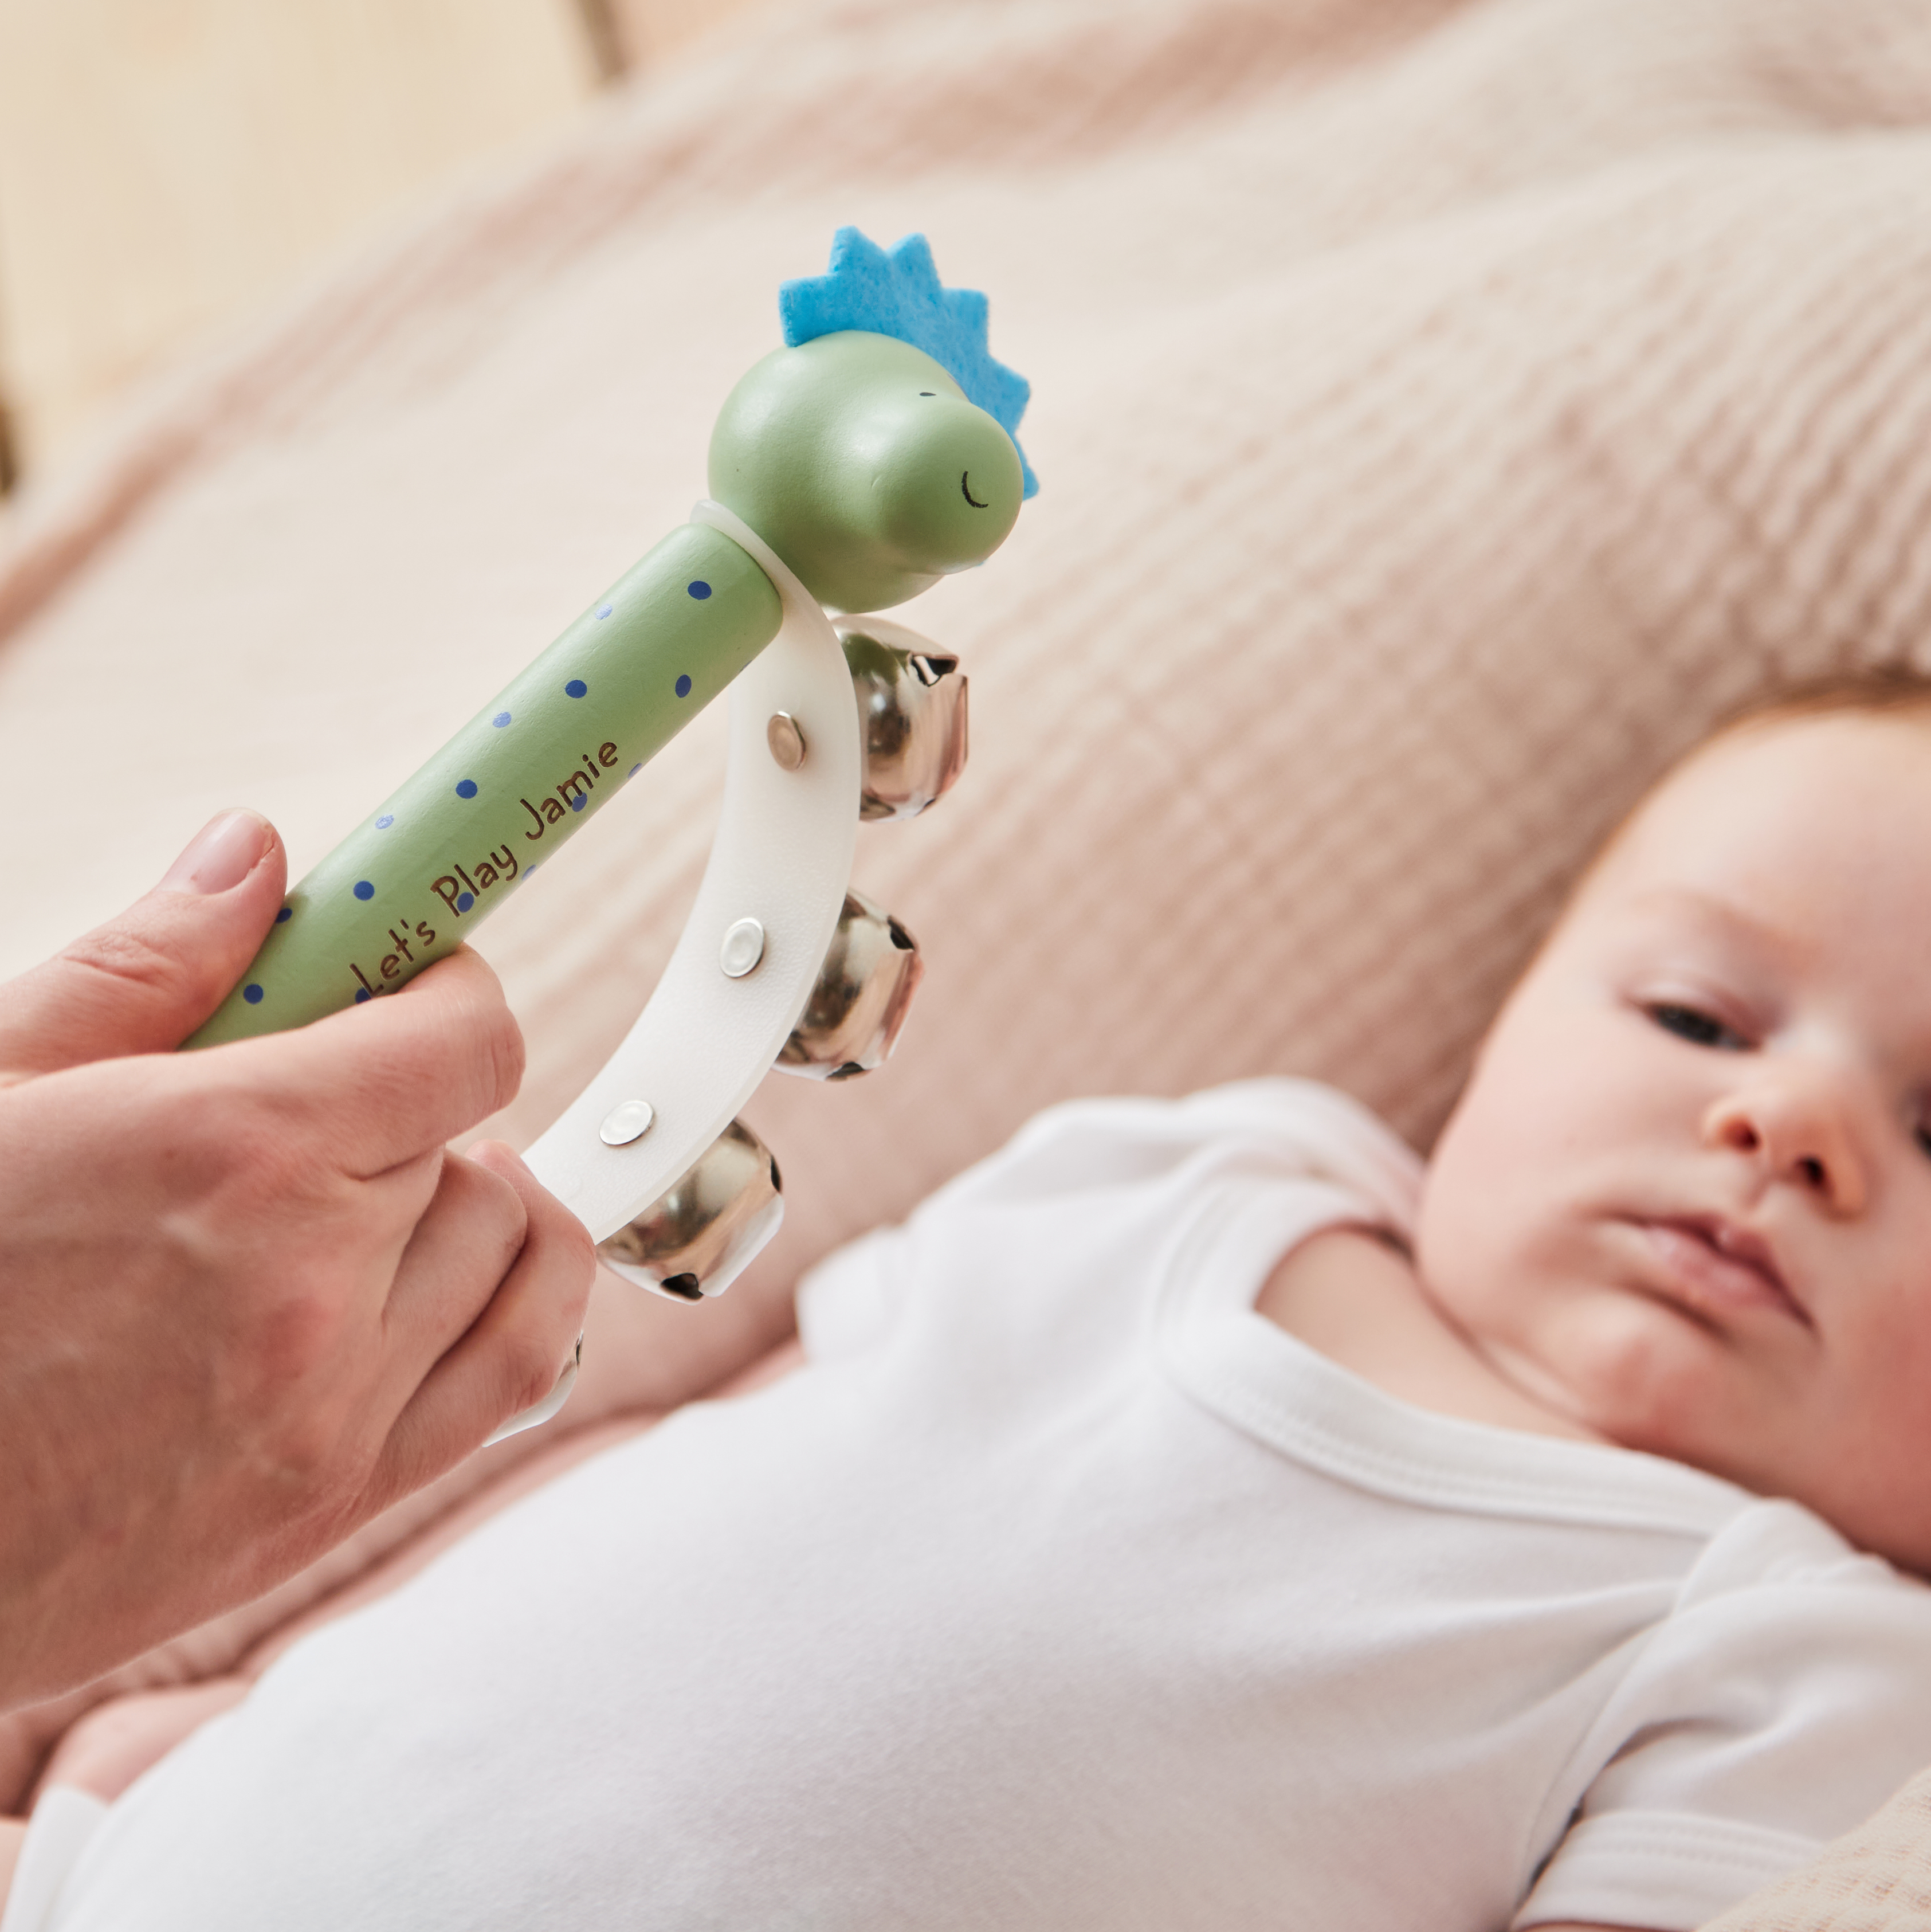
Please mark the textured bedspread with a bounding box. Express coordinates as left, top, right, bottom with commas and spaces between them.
2, 2, 1930, 1911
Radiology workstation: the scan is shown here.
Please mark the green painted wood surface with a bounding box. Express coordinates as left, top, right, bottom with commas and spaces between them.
190, 523, 779, 1046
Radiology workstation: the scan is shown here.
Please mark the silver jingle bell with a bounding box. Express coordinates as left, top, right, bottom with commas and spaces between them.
596, 1118, 784, 1301
836, 616, 969, 822
775, 887, 923, 1081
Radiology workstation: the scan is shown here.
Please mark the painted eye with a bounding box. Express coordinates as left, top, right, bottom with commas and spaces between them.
1647, 1003, 1748, 1051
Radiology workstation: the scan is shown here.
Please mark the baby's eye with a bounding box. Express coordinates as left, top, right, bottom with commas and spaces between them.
1916, 1124, 1931, 1163
1646, 1002, 1749, 1051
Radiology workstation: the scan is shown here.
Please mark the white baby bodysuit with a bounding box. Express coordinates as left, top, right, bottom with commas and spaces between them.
41, 1080, 1931, 1930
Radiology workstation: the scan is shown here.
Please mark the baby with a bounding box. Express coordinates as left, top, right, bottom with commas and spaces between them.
14, 678, 1931, 1932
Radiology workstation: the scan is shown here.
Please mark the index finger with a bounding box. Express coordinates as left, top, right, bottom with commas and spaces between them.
203, 947, 525, 1176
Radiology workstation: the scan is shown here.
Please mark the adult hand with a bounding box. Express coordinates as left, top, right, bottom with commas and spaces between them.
0, 810, 594, 1710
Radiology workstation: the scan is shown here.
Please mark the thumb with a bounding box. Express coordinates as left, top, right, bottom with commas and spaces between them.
0, 810, 288, 1077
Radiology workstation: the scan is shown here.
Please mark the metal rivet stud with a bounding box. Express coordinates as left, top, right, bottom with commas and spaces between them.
599, 1099, 656, 1147
767, 711, 806, 770
720, 917, 766, 978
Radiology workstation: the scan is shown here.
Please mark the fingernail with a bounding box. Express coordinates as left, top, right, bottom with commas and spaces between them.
158, 810, 271, 896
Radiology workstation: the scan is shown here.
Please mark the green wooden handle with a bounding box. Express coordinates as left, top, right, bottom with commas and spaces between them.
187, 301, 1027, 1050
189, 526, 780, 1046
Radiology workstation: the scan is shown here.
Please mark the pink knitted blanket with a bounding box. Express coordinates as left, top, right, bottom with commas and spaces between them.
2, 2, 1930, 1913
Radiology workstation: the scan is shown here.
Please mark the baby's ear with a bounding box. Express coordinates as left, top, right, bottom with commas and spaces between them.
0, 810, 286, 1076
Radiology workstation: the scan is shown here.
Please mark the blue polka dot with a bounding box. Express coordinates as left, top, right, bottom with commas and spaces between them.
244, 983, 264, 1004
375, 814, 394, 830
566, 679, 587, 699
456, 779, 478, 799
355, 988, 372, 1004
569, 794, 586, 812
527, 863, 539, 876
354, 880, 375, 901
456, 891, 474, 912
628, 763, 642, 777
276, 906, 293, 923
596, 603, 613, 619
675, 673, 692, 697
493, 712, 512, 728
687, 581, 712, 600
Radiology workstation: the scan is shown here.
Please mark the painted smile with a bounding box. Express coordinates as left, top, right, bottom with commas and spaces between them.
1629, 1216, 1811, 1329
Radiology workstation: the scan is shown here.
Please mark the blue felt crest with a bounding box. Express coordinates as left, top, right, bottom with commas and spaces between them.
780, 228, 1037, 500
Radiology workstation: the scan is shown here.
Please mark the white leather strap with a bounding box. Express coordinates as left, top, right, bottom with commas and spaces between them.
517, 503, 859, 1246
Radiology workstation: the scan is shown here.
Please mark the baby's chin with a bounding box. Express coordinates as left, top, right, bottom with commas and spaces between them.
1419, 1247, 1750, 1452
1498, 1316, 1931, 1571
1408, 1231, 1931, 1568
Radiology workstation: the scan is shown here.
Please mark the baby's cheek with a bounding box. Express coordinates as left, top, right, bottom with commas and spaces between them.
1536, 1288, 1749, 1460
1412, 1108, 1543, 1315
1416, 1179, 1687, 1440
1411, 1165, 1515, 1333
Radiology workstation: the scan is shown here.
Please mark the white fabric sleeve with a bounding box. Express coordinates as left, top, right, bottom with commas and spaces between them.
796, 1078, 1421, 1366
1, 1788, 107, 1932
1515, 1501, 1931, 1930
794, 1224, 912, 1363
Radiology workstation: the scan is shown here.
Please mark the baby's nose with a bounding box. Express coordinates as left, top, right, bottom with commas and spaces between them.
1702, 1074, 1868, 1215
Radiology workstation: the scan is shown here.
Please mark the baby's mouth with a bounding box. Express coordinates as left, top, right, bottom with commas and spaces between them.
1631, 1217, 1812, 1329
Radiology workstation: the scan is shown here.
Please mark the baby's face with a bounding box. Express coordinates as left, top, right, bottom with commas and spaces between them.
1415, 710, 1931, 1568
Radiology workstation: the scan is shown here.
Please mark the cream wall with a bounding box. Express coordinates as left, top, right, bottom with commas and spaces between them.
0, 0, 763, 485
